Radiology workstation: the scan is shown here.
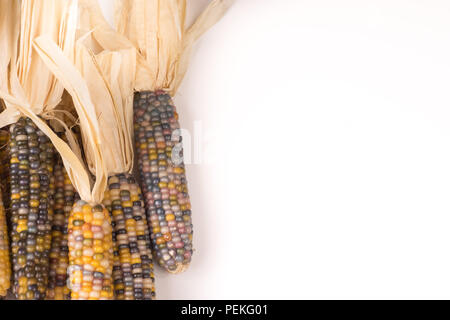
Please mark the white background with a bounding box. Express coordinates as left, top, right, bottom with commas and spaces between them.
99, 0, 450, 299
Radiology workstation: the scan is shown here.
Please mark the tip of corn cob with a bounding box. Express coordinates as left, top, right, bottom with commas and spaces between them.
167, 264, 189, 274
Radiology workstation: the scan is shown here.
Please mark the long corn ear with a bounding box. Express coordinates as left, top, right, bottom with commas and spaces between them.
0, 189, 11, 297
134, 91, 193, 273
0, 130, 11, 298
9, 117, 55, 300
47, 157, 78, 300
103, 173, 155, 300
68, 201, 113, 300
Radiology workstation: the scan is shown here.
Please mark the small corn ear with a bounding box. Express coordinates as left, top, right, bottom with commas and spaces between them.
134, 91, 193, 274
9, 117, 55, 300
103, 173, 155, 300
47, 157, 78, 300
68, 200, 114, 300
0, 189, 11, 297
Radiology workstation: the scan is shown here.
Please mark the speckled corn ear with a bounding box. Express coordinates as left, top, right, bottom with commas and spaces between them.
103, 173, 155, 300
0, 130, 11, 298
9, 117, 55, 300
68, 201, 114, 300
0, 189, 11, 297
134, 91, 193, 274
47, 158, 78, 300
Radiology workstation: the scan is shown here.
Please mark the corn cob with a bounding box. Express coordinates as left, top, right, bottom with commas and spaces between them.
0, 189, 11, 297
134, 91, 193, 273
68, 201, 114, 300
103, 173, 155, 300
0, 130, 11, 298
9, 117, 55, 300
47, 157, 78, 300
0, 129, 11, 298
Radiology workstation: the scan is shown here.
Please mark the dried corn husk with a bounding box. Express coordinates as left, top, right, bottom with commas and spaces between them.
77, 0, 232, 275
0, 0, 105, 204
44, 92, 83, 163
0, 0, 77, 123
79, 0, 233, 95
34, 32, 137, 183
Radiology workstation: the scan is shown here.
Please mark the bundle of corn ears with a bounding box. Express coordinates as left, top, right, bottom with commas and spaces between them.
0, 0, 232, 300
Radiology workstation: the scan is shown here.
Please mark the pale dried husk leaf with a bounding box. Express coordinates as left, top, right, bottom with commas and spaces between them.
0, 0, 78, 122
0, 1, 20, 91
44, 92, 83, 164
34, 33, 137, 181
81, 0, 233, 96
0, 0, 99, 202
33, 37, 107, 203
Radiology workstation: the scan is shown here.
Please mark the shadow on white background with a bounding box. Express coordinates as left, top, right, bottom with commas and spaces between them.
97, 0, 450, 299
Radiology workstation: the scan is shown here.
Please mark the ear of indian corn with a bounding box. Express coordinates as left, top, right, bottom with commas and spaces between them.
108, 0, 231, 273
47, 157, 78, 300
0, 130, 11, 298
0, 188, 11, 297
33, 33, 132, 301
68, 201, 114, 300
33, 7, 149, 298
103, 173, 155, 300
134, 91, 193, 273
9, 117, 55, 300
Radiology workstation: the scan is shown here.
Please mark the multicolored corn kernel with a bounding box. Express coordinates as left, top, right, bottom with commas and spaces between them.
68, 201, 114, 300
9, 117, 55, 300
134, 91, 193, 273
47, 158, 78, 300
0, 191, 11, 297
103, 173, 155, 300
